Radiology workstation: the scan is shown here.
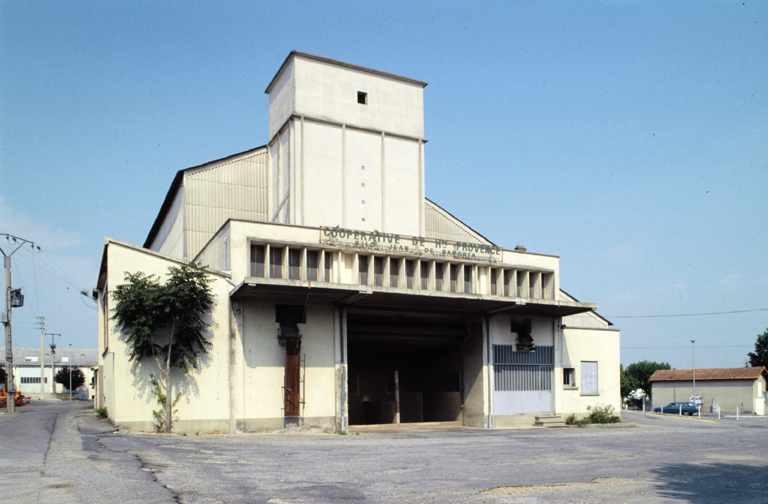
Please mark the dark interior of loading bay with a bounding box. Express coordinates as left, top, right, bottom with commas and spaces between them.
346, 310, 470, 426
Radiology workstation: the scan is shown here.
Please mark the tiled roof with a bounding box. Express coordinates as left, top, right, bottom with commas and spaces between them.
650, 366, 767, 382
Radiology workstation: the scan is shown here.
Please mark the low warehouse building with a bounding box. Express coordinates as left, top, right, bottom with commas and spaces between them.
95, 52, 621, 433
650, 367, 767, 415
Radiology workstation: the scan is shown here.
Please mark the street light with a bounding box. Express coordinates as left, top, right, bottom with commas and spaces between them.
691, 339, 696, 400
69, 343, 72, 401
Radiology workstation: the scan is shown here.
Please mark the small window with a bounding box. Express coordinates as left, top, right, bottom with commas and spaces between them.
420, 262, 429, 290
450, 265, 458, 293
323, 252, 332, 282
307, 251, 318, 281
464, 266, 471, 293
359, 256, 369, 284
251, 245, 266, 277
435, 263, 444, 291
357, 91, 367, 104
270, 247, 283, 279
563, 368, 575, 387
405, 260, 414, 289
374, 257, 384, 286
289, 249, 301, 280
390, 259, 399, 287
491, 270, 497, 295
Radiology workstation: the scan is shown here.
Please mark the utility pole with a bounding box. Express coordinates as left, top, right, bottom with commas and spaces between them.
46, 333, 60, 395
38, 316, 45, 400
2, 233, 39, 414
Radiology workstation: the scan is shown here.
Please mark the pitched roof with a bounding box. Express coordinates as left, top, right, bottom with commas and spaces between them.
650, 366, 768, 382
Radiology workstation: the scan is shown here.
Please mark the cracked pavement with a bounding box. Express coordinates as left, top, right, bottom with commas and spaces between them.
2, 401, 767, 503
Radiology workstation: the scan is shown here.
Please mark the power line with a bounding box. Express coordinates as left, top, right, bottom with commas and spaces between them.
608, 308, 768, 319
623, 345, 753, 349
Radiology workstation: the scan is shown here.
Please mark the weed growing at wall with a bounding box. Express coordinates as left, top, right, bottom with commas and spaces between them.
150, 373, 181, 433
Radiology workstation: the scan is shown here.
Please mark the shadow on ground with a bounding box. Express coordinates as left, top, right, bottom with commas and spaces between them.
650, 460, 768, 503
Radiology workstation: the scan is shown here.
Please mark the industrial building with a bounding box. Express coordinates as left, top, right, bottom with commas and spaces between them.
96, 52, 621, 433
0, 347, 97, 399
650, 366, 767, 415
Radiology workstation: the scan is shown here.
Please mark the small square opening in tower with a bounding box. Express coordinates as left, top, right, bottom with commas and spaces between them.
357, 91, 367, 104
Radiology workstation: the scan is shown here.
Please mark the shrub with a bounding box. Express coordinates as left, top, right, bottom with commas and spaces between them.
586, 403, 621, 424
96, 407, 108, 418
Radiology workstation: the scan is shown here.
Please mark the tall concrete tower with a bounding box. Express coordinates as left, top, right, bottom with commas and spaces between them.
265, 52, 428, 237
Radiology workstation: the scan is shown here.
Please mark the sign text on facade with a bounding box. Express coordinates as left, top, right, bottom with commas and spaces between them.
321, 227, 502, 262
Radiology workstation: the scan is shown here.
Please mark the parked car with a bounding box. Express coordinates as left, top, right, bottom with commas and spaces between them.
654, 401, 699, 415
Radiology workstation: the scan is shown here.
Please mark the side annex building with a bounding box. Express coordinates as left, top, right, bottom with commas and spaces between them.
96, 52, 621, 433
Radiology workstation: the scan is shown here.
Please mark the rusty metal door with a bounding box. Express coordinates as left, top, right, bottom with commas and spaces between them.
284, 338, 301, 417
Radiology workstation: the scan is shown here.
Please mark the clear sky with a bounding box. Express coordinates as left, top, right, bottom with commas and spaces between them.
1, 1, 766, 369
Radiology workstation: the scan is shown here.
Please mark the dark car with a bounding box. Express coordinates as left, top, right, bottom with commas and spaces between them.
654, 401, 699, 415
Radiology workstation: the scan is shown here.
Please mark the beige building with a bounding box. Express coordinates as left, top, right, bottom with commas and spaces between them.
95, 52, 621, 433
650, 367, 767, 415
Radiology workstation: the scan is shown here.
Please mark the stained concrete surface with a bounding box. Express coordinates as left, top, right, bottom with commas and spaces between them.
2, 403, 767, 503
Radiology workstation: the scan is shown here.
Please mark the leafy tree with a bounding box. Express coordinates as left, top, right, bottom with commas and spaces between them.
55, 366, 85, 391
624, 360, 671, 400
112, 262, 214, 433
620, 364, 635, 399
747, 328, 768, 368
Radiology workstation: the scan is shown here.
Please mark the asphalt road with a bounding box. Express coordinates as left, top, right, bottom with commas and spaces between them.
1, 401, 767, 503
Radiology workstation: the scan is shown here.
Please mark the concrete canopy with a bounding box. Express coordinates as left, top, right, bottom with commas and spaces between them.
230, 278, 596, 318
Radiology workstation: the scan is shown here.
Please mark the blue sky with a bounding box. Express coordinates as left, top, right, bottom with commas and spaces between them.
1, 0, 766, 369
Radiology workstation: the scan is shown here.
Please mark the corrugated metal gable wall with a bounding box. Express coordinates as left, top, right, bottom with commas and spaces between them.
185, 149, 268, 258
424, 200, 491, 245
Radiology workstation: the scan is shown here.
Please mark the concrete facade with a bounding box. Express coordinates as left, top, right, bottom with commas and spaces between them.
96, 52, 620, 433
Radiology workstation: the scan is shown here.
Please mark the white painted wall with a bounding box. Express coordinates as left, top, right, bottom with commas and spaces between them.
290, 55, 424, 139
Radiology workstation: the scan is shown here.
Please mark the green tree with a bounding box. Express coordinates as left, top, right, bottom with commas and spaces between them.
112, 262, 215, 433
624, 360, 671, 400
54, 366, 85, 391
747, 328, 768, 368
620, 364, 636, 399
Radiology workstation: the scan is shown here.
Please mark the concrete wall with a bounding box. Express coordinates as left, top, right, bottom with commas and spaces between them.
239, 301, 338, 432
290, 54, 425, 139
99, 240, 233, 433
652, 376, 767, 414
557, 327, 621, 416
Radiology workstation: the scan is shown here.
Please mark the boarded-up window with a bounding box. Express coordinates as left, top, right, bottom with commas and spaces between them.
581, 361, 598, 394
